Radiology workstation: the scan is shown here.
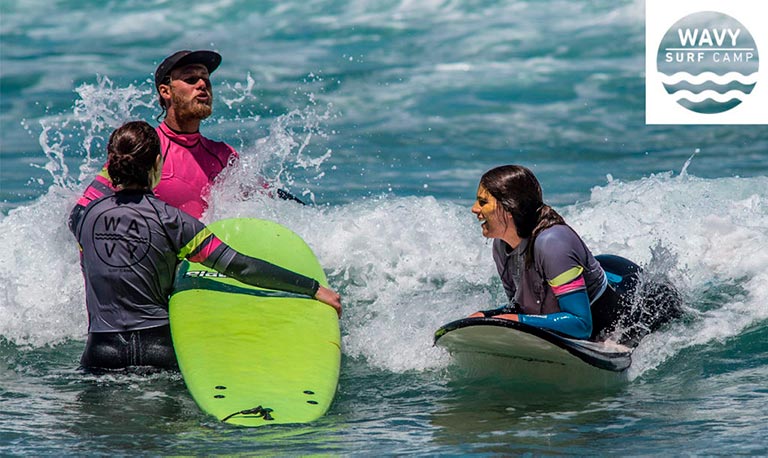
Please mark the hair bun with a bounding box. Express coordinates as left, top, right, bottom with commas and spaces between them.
106, 121, 161, 188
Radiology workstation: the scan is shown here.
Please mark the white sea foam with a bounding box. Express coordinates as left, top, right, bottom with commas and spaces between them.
568, 171, 768, 379
0, 186, 85, 347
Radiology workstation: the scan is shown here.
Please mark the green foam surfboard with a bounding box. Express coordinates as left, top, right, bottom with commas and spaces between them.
169, 218, 341, 426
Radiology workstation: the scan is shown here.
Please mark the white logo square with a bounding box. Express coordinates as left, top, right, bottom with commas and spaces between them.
646, 0, 768, 124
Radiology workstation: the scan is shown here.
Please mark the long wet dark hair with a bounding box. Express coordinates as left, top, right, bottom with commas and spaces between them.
480, 165, 566, 266
107, 121, 161, 188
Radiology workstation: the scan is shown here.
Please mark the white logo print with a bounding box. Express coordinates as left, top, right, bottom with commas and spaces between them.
646, 0, 767, 125
657, 12, 757, 114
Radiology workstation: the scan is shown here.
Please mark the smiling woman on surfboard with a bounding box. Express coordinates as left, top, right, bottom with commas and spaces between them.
69, 121, 341, 371
467, 165, 623, 342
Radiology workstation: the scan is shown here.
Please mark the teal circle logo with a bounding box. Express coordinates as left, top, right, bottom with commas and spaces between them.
657, 11, 759, 114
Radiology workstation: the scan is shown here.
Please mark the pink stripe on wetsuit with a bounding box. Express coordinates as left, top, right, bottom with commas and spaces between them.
76, 174, 111, 207
188, 237, 223, 263
550, 276, 586, 296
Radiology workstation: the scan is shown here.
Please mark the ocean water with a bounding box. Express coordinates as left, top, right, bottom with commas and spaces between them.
2, 0, 767, 455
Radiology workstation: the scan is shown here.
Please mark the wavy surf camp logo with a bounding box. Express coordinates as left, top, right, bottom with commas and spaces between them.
646, 1, 766, 125
657, 12, 758, 114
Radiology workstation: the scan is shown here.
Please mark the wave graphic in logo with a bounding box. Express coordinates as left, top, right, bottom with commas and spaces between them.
657, 12, 759, 114
660, 71, 757, 114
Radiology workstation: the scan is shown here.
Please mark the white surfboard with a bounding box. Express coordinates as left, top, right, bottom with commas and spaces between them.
434, 317, 632, 387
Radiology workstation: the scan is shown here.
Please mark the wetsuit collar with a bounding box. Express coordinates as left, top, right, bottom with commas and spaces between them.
158, 121, 201, 148
503, 237, 529, 256
113, 188, 154, 204
115, 188, 155, 196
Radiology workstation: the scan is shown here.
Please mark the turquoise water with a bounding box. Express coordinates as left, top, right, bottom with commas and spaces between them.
1, 0, 767, 454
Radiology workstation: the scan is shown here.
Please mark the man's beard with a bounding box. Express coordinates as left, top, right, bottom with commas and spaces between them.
170, 90, 213, 121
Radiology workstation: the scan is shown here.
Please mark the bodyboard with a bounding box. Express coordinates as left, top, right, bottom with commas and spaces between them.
169, 218, 341, 426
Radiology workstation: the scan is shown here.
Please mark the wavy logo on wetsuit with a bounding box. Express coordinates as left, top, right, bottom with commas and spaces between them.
92, 207, 152, 268
656, 11, 759, 114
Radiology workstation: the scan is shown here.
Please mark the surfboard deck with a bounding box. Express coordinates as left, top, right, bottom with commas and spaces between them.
169, 218, 341, 426
435, 317, 631, 371
434, 318, 631, 388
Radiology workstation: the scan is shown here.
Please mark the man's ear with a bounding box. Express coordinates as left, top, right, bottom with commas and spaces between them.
157, 84, 171, 108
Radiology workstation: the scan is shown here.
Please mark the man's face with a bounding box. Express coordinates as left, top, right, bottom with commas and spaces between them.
166, 64, 213, 120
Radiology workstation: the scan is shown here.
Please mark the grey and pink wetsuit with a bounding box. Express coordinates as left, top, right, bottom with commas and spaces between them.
487, 225, 617, 340
70, 189, 319, 370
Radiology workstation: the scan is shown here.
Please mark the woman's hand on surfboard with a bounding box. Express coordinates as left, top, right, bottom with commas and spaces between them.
315, 286, 342, 317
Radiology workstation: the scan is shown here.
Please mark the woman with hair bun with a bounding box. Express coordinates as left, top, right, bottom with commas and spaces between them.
69, 121, 342, 371
468, 165, 620, 341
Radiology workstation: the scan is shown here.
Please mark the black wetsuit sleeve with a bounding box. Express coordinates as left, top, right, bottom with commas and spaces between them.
165, 200, 320, 298
206, 250, 320, 298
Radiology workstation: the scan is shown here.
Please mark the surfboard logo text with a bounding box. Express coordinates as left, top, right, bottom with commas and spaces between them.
184, 271, 229, 278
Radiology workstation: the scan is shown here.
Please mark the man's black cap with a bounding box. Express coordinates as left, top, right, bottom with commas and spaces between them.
154, 50, 222, 89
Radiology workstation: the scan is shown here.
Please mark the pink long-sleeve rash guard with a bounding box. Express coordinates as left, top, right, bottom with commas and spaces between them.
75, 122, 238, 220
153, 122, 238, 218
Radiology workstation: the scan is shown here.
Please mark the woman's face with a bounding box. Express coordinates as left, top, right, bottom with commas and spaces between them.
471, 184, 515, 240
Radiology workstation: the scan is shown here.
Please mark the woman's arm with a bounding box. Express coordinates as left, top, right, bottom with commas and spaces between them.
515, 288, 592, 338
177, 225, 342, 315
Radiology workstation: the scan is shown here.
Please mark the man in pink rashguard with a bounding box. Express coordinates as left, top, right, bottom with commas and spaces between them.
70, 50, 240, 227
